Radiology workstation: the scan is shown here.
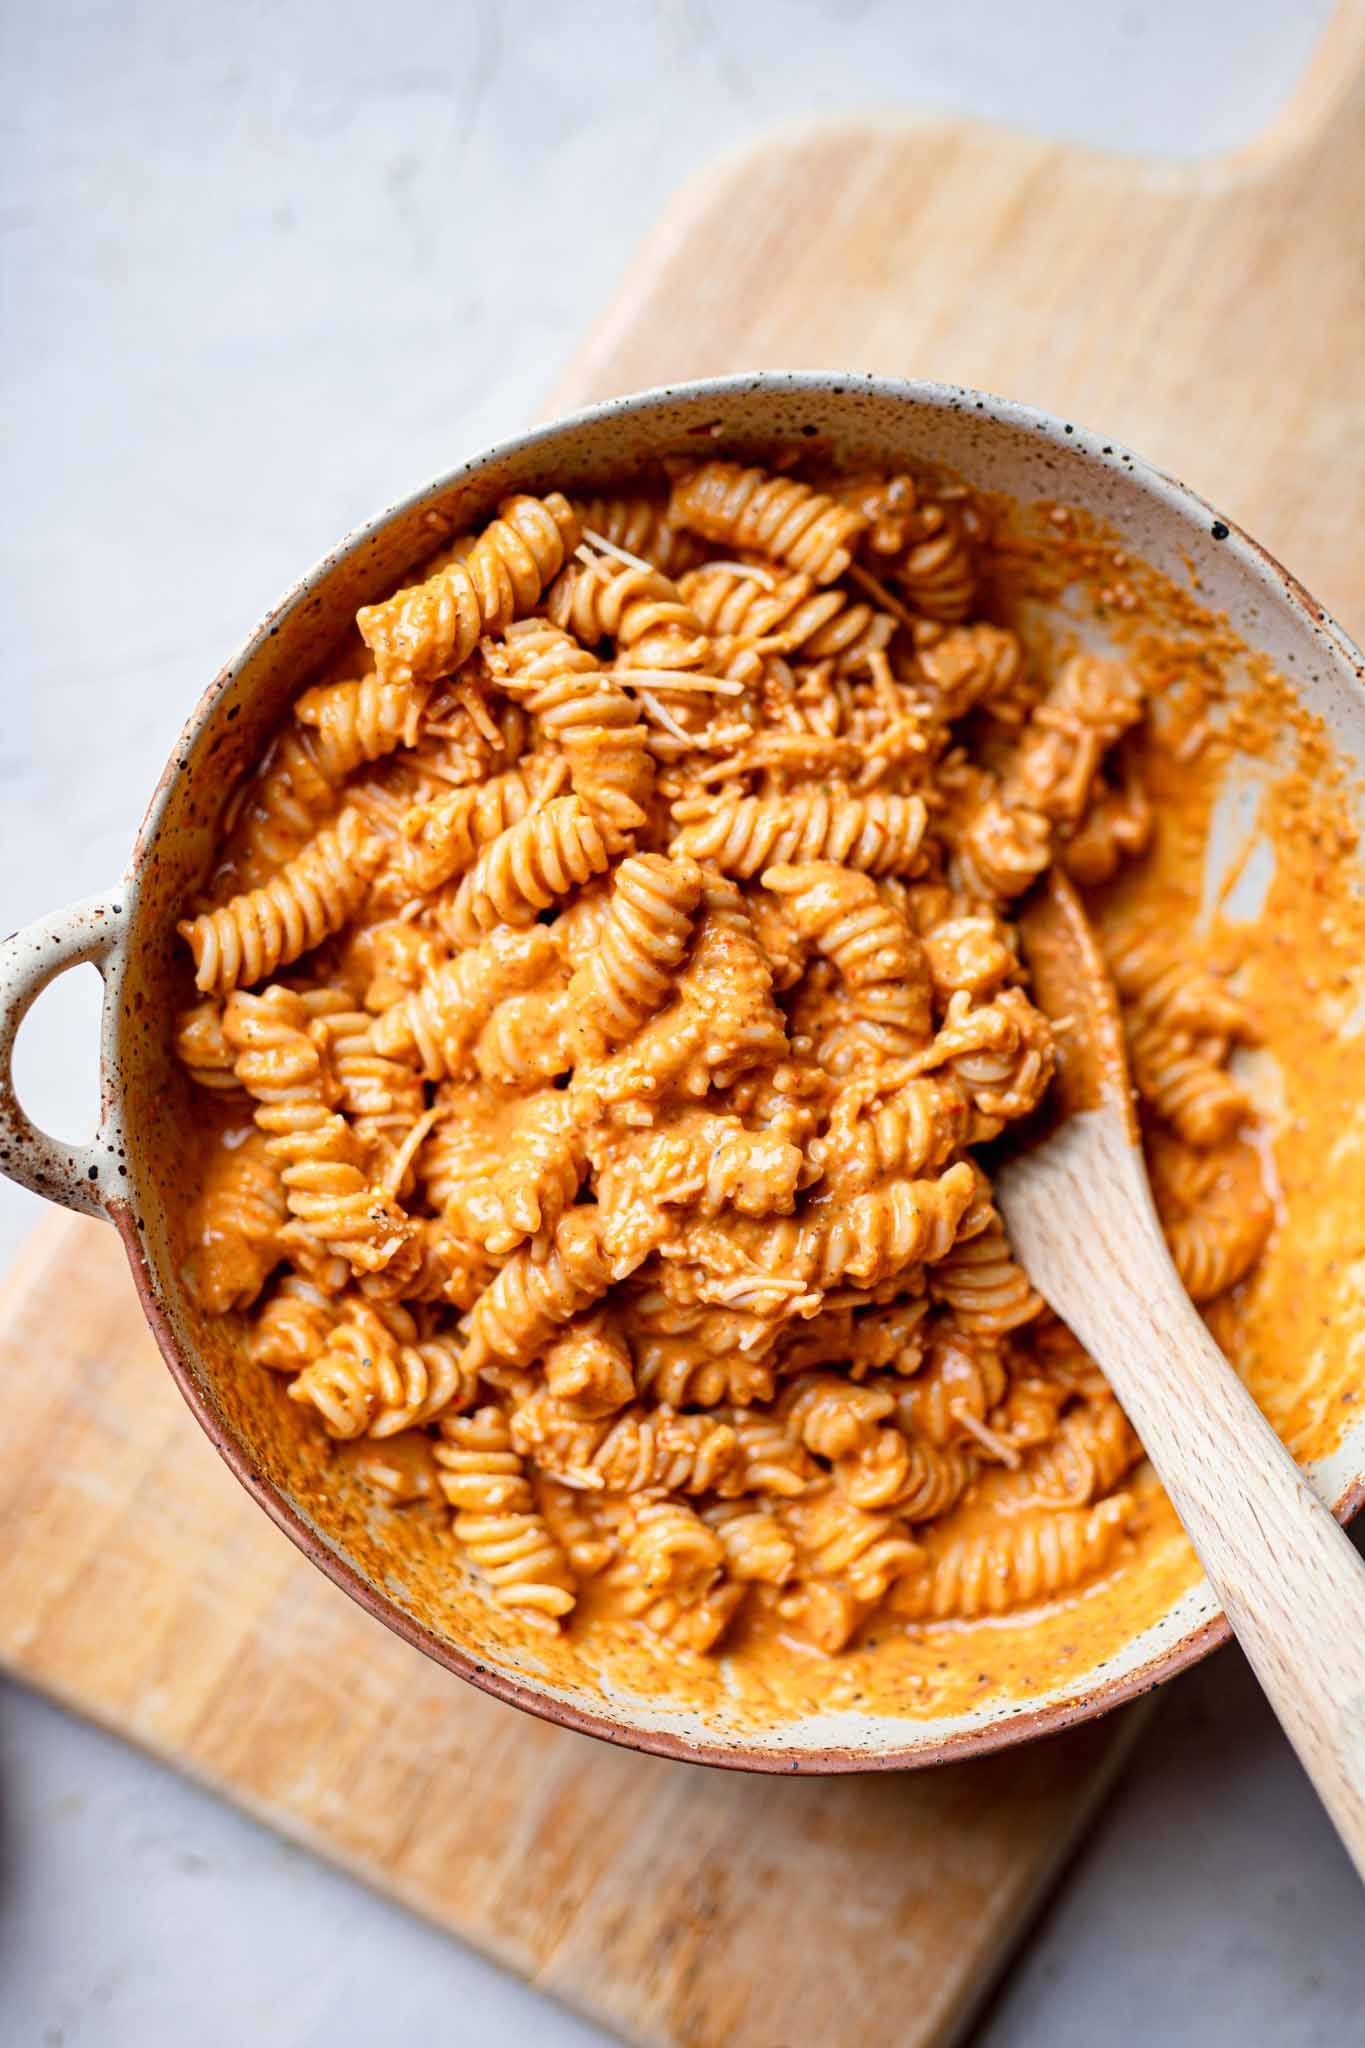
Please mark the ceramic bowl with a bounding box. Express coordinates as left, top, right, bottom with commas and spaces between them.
2, 373, 1362, 1770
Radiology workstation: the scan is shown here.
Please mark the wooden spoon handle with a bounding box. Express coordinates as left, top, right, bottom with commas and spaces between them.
1000, 1110, 1365, 1880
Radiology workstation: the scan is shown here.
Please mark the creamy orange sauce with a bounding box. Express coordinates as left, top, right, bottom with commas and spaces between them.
177, 468, 1365, 1734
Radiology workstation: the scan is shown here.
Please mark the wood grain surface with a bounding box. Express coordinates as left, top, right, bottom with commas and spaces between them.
2, 1218, 1144, 2048
4, 13, 1365, 2043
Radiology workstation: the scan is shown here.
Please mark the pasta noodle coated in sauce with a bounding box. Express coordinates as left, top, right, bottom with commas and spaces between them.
176, 456, 1273, 1656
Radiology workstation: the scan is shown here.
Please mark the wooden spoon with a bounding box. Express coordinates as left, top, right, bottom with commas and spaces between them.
995, 871, 1365, 1879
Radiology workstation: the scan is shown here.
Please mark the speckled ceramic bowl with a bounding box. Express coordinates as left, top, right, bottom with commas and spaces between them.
2, 373, 1363, 1771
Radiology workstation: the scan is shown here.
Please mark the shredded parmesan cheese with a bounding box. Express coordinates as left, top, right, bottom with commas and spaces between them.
847, 559, 922, 633
381, 1105, 441, 1199
613, 669, 744, 696
635, 690, 693, 744
581, 525, 660, 577
702, 558, 777, 589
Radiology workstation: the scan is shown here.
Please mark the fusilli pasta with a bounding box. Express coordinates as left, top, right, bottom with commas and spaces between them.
358, 492, 579, 689
177, 448, 1275, 1667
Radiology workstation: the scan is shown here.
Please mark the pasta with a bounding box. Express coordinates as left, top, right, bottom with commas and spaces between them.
679, 562, 896, 671
492, 620, 655, 840
571, 494, 706, 579
478, 1092, 587, 1255
613, 1499, 743, 1653
293, 671, 432, 784
671, 790, 928, 878
175, 1000, 244, 1094
184, 1127, 287, 1313
434, 1407, 577, 1627
289, 1299, 474, 1439
357, 492, 579, 689
889, 1496, 1133, 1620
177, 448, 1277, 1668
399, 759, 565, 894
222, 986, 413, 1276
550, 552, 712, 673
510, 1389, 740, 1494
563, 852, 705, 1057
375, 926, 559, 1079
668, 462, 868, 584
179, 808, 382, 995
442, 795, 612, 944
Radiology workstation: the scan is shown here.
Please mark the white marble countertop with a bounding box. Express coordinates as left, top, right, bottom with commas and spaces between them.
3, 2, 1361, 2042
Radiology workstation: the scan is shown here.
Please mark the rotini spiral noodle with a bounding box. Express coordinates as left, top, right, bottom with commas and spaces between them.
615, 1500, 740, 1651
400, 758, 563, 893
474, 984, 572, 1089
890, 492, 981, 621
1059, 767, 1152, 886
929, 1214, 1042, 1333
1149, 1133, 1273, 1302
890, 1314, 999, 1427
175, 1001, 244, 1093
763, 861, 933, 1064
357, 492, 579, 689
782, 1485, 921, 1607
564, 852, 704, 1057
953, 656, 1143, 900
634, 1334, 778, 1410
804, 1160, 977, 1290
834, 1428, 973, 1520
443, 794, 612, 945
293, 672, 431, 783
914, 622, 1022, 720
537, 1476, 617, 1580
994, 1396, 1139, 1512
921, 987, 1056, 1128
319, 1007, 426, 1163
954, 789, 1053, 901
780, 1373, 896, 1461
702, 1499, 796, 1585
811, 1075, 968, 1195
669, 461, 868, 584
223, 722, 343, 883
1106, 929, 1253, 1043
249, 1273, 340, 1372
496, 619, 654, 838
671, 790, 928, 877
374, 925, 558, 1080
180, 808, 382, 995
511, 1388, 739, 1494
679, 562, 895, 670
435, 1406, 576, 1625
890, 1496, 1131, 1619
223, 986, 413, 1275
479, 1092, 588, 1257
289, 1301, 473, 1439
541, 1311, 636, 1417
550, 554, 712, 673
461, 1207, 618, 1371
571, 494, 705, 578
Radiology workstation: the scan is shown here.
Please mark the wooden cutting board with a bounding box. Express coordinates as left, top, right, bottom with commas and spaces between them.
4, 12, 1364, 2044
2, 1218, 1144, 2048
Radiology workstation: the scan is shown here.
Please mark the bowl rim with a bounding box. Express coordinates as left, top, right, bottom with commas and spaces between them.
117, 369, 1365, 1774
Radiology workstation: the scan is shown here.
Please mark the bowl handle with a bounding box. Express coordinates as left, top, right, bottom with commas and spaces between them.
0, 891, 131, 1218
